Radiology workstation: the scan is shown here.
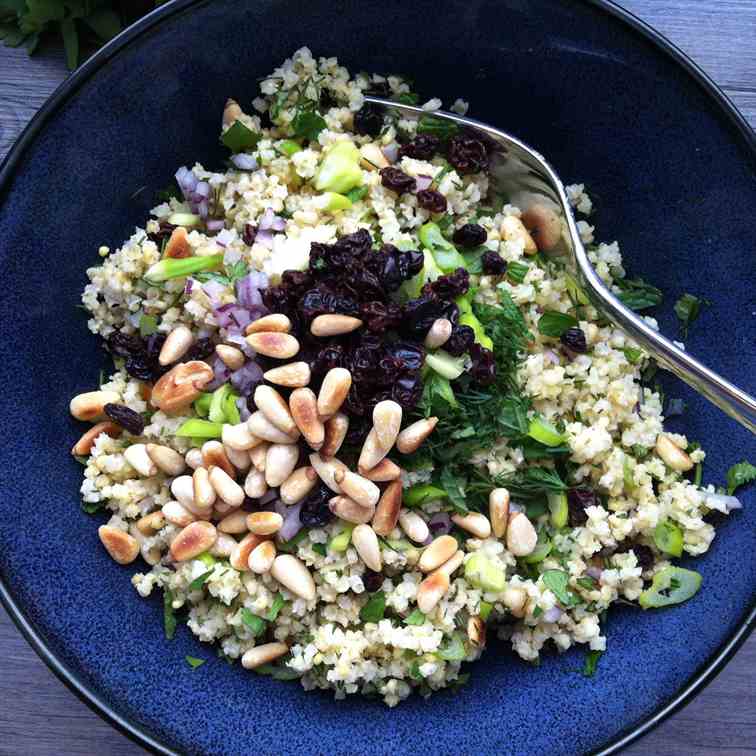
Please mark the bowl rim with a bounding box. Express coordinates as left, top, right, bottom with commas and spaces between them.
0, 1, 753, 754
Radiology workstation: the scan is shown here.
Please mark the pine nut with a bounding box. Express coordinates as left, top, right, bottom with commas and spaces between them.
215, 344, 244, 370
419, 535, 458, 573
223, 98, 242, 127
218, 509, 249, 534
502, 585, 528, 617
500, 215, 537, 254
521, 204, 562, 252
271, 554, 317, 600
416, 570, 449, 614
309, 453, 348, 493
162, 500, 195, 527
249, 540, 277, 573
246, 331, 300, 359
436, 549, 465, 577
351, 524, 382, 571
146, 444, 186, 476
247, 411, 299, 444
424, 318, 452, 349
151, 361, 214, 414
247, 511, 283, 536
280, 466, 318, 505
254, 385, 298, 436
129, 525, 161, 565
361, 458, 402, 482
372, 479, 402, 536
372, 400, 402, 451
317, 368, 352, 418
200, 439, 235, 478
71, 421, 121, 455
655, 434, 694, 472
289, 388, 324, 450
164, 225, 191, 258
98, 525, 139, 564
310, 314, 363, 337
334, 469, 380, 508
263, 361, 311, 388
210, 532, 237, 558
451, 512, 492, 539
398, 510, 429, 544
193, 467, 217, 510
170, 521, 217, 562
230, 532, 266, 570
321, 413, 349, 458
209, 466, 245, 507
396, 417, 438, 454
159, 325, 194, 366
249, 443, 269, 472
244, 468, 268, 499
241, 642, 289, 670
489, 488, 510, 539
136, 511, 165, 536
171, 475, 196, 508
213, 500, 234, 516
222, 422, 262, 451
328, 495, 375, 524
265, 443, 299, 487
467, 615, 486, 647
506, 512, 538, 556
69, 391, 120, 421
245, 313, 291, 335
357, 428, 389, 472
185, 448, 204, 469
124, 444, 158, 477
224, 443, 251, 472
359, 142, 389, 169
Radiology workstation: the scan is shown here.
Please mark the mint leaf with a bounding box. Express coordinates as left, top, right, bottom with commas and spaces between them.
186, 655, 205, 670
292, 109, 326, 141
726, 460, 756, 495
440, 466, 468, 513
241, 608, 266, 637
538, 310, 578, 337
404, 609, 426, 625
615, 277, 663, 311
541, 569, 578, 605
674, 293, 709, 338
60, 17, 78, 70
221, 120, 260, 153
437, 633, 466, 661
506, 261, 529, 284
623, 347, 643, 364
254, 662, 301, 681
582, 649, 602, 677
263, 594, 286, 622
189, 569, 213, 591
417, 114, 459, 140
359, 591, 386, 623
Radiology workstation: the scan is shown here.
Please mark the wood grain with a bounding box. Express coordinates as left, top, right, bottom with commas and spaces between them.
0, 2, 754, 754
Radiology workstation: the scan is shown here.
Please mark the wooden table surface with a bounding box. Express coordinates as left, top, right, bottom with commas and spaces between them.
1, 2, 754, 754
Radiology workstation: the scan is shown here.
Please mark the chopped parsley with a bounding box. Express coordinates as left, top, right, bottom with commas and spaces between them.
674, 293, 709, 338
241, 608, 267, 637
221, 120, 260, 153
359, 591, 386, 623
189, 569, 213, 591
254, 662, 301, 681
537, 310, 578, 338
417, 114, 459, 140
345, 185, 369, 203
185, 656, 206, 670
404, 609, 426, 625
263, 594, 287, 622
726, 460, 756, 495
582, 649, 603, 677
615, 276, 663, 311
437, 633, 466, 661
622, 346, 643, 364
291, 108, 327, 141
541, 569, 578, 606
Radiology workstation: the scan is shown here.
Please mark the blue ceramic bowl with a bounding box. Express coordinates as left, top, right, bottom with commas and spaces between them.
0, 1, 754, 754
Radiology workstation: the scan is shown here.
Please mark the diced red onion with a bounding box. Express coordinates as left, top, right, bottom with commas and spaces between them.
206, 219, 225, 233
236, 270, 268, 308
231, 153, 258, 171
197, 199, 209, 219
415, 175, 433, 192
382, 144, 399, 163
585, 566, 603, 580
206, 356, 231, 391
230, 361, 263, 396
424, 512, 452, 543
543, 607, 562, 623
236, 397, 251, 422
278, 501, 304, 542
215, 228, 235, 247
259, 208, 286, 233
225, 333, 256, 358
255, 228, 274, 249
201, 280, 225, 305
175, 166, 198, 195
215, 303, 253, 333
259, 489, 278, 506
184, 278, 194, 296
195, 181, 211, 198
704, 492, 742, 514
544, 349, 560, 366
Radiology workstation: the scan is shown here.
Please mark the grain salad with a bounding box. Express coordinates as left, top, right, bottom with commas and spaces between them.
68, 47, 750, 706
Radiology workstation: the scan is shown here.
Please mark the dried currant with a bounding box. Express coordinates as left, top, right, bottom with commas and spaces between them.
106, 331, 145, 359
452, 223, 487, 248
380, 167, 416, 195
560, 327, 587, 354
104, 403, 145, 435
481, 251, 507, 275
567, 488, 597, 526
416, 189, 448, 214
444, 324, 475, 356
447, 135, 488, 175
469, 344, 496, 385
354, 104, 384, 137
363, 570, 384, 593
299, 485, 334, 527
425, 268, 470, 299
398, 134, 440, 160
242, 224, 257, 246
184, 337, 214, 362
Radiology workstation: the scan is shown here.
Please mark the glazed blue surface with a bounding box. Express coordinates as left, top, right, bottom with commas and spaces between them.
0, 0, 754, 754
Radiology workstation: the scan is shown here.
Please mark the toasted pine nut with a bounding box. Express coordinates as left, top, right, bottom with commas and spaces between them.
436, 549, 465, 577
419, 534, 457, 573
247, 511, 283, 536
171, 475, 196, 508
146, 444, 186, 476
230, 532, 266, 570
249, 540, 277, 574
245, 313, 291, 335
246, 332, 300, 359
467, 615, 486, 647
321, 413, 349, 458
249, 443, 269, 472
334, 469, 380, 508
506, 512, 538, 556
241, 642, 289, 670
98, 525, 139, 564
416, 570, 449, 614
185, 448, 204, 469
372, 480, 402, 536
424, 318, 452, 349
310, 314, 363, 337
263, 361, 311, 388
289, 388, 324, 450
151, 361, 214, 414
270, 554, 316, 600
215, 344, 245, 370
193, 467, 216, 510
162, 500, 195, 527
124, 444, 158, 477
280, 466, 318, 505
500, 215, 537, 255
357, 427, 389, 472
655, 434, 694, 472
222, 98, 242, 127
201, 440, 235, 479
502, 585, 528, 617
351, 524, 382, 571
170, 521, 217, 561
254, 385, 298, 436
222, 422, 262, 451
398, 510, 429, 544
213, 500, 234, 516
71, 421, 122, 456
209, 465, 245, 507
372, 400, 402, 451
265, 443, 299, 488
451, 512, 492, 539
247, 411, 299, 444
359, 142, 389, 170
210, 532, 237, 558
521, 204, 562, 251
244, 468, 268, 499
328, 495, 375, 524
309, 453, 348, 494
164, 226, 191, 258
136, 511, 165, 536
129, 525, 162, 566
218, 509, 249, 534
159, 325, 194, 366
489, 488, 510, 539
69, 391, 120, 422
224, 443, 251, 472
317, 368, 352, 418
396, 417, 438, 454
362, 458, 402, 482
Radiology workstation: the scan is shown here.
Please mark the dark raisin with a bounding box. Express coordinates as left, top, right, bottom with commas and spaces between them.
425, 268, 470, 299
398, 249, 424, 280
104, 403, 145, 435
416, 189, 448, 214
242, 224, 257, 246
360, 301, 403, 333
345, 415, 371, 445
319, 88, 336, 110
482, 251, 507, 275
299, 286, 360, 322
106, 330, 145, 358
469, 344, 496, 385
445, 325, 475, 356
388, 341, 425, 372
363, 570, 384, 593
241, 496, 262, 512
452, 223, 487, 248
124, 355, 158, 382
631, 545, 654, 570
145, 333, 166, 361
300, 485, 334, 527
447, 135, 488, 175
401, 296, 450, 338
380, 167, 416, 195
184, 338, 214, 362
560, 327, 588, 354
354, 104, 384, 137
365, 81, 391, 98
567, 488, 597, 526
398, 134, 440, 160
392, 374, 423, 409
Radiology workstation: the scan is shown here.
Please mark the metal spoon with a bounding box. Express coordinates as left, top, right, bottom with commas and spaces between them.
365, 96, 756, 434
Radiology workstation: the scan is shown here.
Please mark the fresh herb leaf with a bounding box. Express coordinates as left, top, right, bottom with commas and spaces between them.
404, 609, 426, 625
417, 114, 459, 140
312, 543, 327, 556
674, 293, 709, 338
60, 17, 78, 69
393, 92, 420, 105
277, 528, 310, 554
254, 662, 301, 680
138, 313, 158, 337
615, 277, 663, 311
726, 460, 756, 495
241, 608, 266, 637
538, 310, 578, 337
189, 569, 213, 591
359, 591, 386, 623
185, 655, 205, 670
541, 569, 578, 605
506, 261, 529, 284
489, 467, 567, 501
440, 467, 468, 513
163, 589, 177, 640
582, 649, 603, 677
291, 108, 327, 141
81, 499, 104, 514
345, 185, 369, 203
623, 347, 643, 364
577, 576, 598, 591
263, 594, 287, 622
437, 633, 466, 661
221, 120, 260, 153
